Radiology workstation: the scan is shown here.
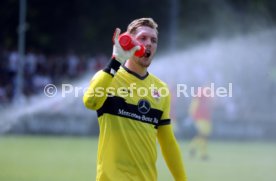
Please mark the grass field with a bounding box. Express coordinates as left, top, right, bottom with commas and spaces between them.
0, 136, 276, 181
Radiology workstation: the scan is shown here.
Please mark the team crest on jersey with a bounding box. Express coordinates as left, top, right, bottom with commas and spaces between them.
152, 89, 161, 101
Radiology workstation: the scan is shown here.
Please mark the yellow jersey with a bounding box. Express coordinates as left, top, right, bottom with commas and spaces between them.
84, 64, 171, 181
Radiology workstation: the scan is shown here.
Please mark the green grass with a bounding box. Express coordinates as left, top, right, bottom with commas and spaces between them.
0, 136, 276, 181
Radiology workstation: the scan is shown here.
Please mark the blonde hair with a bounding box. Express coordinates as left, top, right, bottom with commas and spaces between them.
127, 18, 158, 35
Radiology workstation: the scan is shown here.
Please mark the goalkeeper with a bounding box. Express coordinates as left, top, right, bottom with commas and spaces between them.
83, 17, 187, 181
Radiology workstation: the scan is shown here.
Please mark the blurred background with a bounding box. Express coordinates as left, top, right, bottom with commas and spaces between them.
0, 0, 276, 181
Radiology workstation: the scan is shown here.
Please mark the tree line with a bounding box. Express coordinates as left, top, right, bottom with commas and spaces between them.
1, 0, 275, 55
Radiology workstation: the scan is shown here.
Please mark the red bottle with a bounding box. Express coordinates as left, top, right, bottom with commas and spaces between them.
118, 33, 145, 57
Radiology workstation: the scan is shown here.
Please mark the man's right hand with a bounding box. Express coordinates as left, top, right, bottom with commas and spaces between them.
112, 28, 140, 64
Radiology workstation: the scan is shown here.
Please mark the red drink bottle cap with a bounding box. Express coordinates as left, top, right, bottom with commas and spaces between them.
135, 45, 145, 57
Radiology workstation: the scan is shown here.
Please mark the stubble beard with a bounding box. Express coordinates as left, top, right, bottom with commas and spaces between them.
137, 57, 152, 68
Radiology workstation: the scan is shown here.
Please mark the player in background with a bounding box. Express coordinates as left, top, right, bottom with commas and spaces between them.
83, 18, 187, 181
188, 86, 214, 160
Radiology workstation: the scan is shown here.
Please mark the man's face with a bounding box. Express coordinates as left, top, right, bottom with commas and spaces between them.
132, 26, 158, 68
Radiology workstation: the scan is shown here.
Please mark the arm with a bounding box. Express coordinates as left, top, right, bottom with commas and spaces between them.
157, 124, 187, 181
83, 66, 116, 110
157, 87, 187, 181
188, 98, 199, 116
83, 28, 140, 110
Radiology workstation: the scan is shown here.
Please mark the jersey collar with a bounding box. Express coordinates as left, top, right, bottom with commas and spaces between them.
122, 64, 149, 80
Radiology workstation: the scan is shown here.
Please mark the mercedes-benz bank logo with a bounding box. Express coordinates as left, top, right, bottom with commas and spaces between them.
137, 99, 151, 114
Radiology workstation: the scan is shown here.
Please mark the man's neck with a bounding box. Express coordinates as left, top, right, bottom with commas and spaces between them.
124, 60, 147, 77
